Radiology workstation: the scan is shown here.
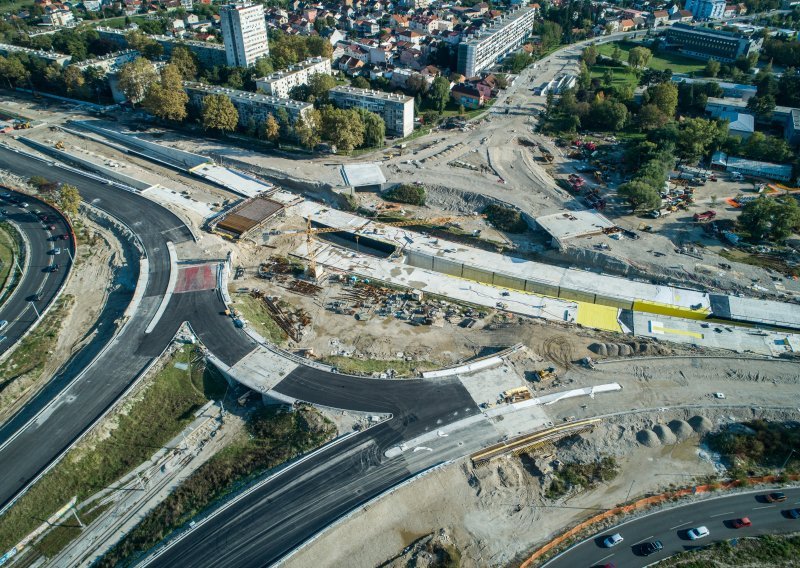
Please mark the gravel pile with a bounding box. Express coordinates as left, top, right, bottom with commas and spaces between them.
689, 415, 714, 434
669, 419, 694, 441
653, 424, 677, 445
636, 429, 660, 447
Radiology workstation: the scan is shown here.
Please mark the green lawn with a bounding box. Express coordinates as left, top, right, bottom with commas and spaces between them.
0, 0, 33, 15
0, 223, 18, 298
597, 41, 706, 74
229, 290, 288, 345
590, 64, 639, 89
320, 355, 438, 377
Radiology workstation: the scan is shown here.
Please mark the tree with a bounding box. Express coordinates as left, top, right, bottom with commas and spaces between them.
618, 180, 661, 211
578, 60, 591, 90
143, 64, 188, 121
746, 94, 776, 120
306, 35, 333, 58
294, 115, 320, 149
676, 117, 724, 162
646, 81, 678, 118
628, 47, 652, 70
170, 46, 198, 80
739, 197, 800, 242
428, 76, 451, 112
742, 132, 793, 162
261, 113, 280, 141
705, 58, 721, 78
611, 44, 623, 63
63, 65, 85, 96
0, 56, 29, 88
201, 94, 238, 132
308, 73, 337, 99
350, 76, 371, 90
59, 183, 81, 217
582, 44, 598, 67
637, 104, 669, 131
587, 98, 628, 130
357, 109, 385, 148
602, 68, 614, 87
126, 30, 163, 60
117, 57, 158, 104
320, 106, 364, 151
253, 57, 274, 78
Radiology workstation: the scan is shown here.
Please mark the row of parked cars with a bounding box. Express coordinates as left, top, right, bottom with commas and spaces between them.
599, 492, 797, 565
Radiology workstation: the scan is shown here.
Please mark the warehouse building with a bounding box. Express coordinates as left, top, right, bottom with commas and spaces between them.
329, 86, 414, 137
456, 5, 538, 78
711, 151, 793, 182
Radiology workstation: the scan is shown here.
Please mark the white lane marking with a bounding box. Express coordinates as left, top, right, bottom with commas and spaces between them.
753, 505, 775, 510
710, 511, 734, 518
595, 553, 615, 563
669, 521, 693, 530
632, 535, 654, 546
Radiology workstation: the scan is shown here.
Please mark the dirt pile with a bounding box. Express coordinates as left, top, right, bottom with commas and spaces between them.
689, 415, 714, 434
669, 419, 694, 441
637, 429, 660, 447
381, 529, 461, 568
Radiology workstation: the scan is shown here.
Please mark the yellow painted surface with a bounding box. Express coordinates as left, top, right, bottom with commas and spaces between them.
649, 321, 704, 339
576, 302, 622, 332
633, 299, 710, 320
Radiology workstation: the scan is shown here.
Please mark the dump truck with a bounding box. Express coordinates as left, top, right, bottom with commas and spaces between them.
693, 210, 717, 222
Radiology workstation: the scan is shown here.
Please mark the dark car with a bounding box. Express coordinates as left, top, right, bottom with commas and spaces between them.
787, 508, 800, 519
640, 540, 663, 556
766, 492, 787, 503
26, 293, 42, 302
48, 264, 59, 273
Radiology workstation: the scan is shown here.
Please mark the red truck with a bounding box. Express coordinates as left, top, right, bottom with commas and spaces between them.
693, 210, 717, 222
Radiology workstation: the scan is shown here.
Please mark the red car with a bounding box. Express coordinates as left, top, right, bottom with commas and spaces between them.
731, 517, 752, 528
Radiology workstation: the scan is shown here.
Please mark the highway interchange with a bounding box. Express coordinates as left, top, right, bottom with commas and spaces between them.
545, 488, 800, 568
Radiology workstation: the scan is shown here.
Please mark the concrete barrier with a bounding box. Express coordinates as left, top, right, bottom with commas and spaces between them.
422, 356, 503, 379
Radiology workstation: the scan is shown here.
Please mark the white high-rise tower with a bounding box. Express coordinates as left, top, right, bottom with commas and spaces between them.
220, 3, 269, 68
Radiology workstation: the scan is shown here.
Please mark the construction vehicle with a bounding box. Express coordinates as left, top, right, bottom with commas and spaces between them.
502, 386, 532, 403
693, 210, 717, 222
54, 141, 64, 150
535, 367, 557, 382
271, 214, 484, 279
13, 120, 31, 130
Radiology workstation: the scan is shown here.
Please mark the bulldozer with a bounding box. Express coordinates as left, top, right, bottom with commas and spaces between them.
54, 141, 65, 150
534, 367, 557, 382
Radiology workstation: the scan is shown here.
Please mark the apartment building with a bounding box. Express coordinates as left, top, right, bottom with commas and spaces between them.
0, 43, 71, 66
684, 0, 725, 20
456, 5, 538, 78
663, 23, 761, 62
96, 27, 227, 68
255, 57, 332, 98
184, 82, 313, 128
329, 85, 414, 137
71, 50, 140, 75
220, 2, 269, 68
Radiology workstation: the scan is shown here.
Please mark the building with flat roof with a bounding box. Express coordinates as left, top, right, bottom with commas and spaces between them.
71, 50, 140, 74
663, 23, 761, 61
0, 43, 71, 67
535, 210, 615, 248
184, 82, 312, 128
329, 85, 414, 137
96, 27, 227, 68
671, 76, 757, 100
457, 5, 538, 77
786, 108, 800, 145
711, 151, 793, 182
220, 2, 269, 68
255, 57, 331, 98
684, 0, 725, 20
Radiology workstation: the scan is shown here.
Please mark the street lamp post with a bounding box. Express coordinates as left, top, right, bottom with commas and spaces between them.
781, 449, 797, 471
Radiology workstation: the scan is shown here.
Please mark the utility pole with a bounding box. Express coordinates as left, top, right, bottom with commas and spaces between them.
781, 449, 797, 470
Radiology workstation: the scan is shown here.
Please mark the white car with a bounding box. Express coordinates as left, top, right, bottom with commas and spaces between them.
687, 526, 709, 540
603, 533, 624, 547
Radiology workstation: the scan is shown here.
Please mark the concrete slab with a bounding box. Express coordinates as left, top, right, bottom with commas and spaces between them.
340, 163, 386, 188
458, 363, 528, 408
190, 163, 273, 198
226, 346, 299, 393
143, 185, 215, 219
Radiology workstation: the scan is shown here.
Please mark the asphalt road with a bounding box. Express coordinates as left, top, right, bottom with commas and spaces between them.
544, 488, 800, 568
0, 190, 73, 358
0, 146, 197, 509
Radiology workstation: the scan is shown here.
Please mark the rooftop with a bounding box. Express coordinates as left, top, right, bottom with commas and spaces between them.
341, 163, 386, 187
183, 82, 314, 110
330, 85, 413, 103
720, 111, 755, 133
255, 56, 330, 83
462, 5, 536, 46
711, 151, 793, 179
535, 210, 615, 243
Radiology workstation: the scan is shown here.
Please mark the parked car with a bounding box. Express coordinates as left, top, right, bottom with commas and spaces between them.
731, 517, 751, 529
603, 533, 624, 547
640, 540, 663, 555
766, 492, 787, 503
687, 526, 709, 540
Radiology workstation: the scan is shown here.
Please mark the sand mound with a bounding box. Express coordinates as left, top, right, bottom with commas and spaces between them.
689, 415, 713, 434
637, 429, 660, 447
653, 424, 677, 445
668, 419, 694, 441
